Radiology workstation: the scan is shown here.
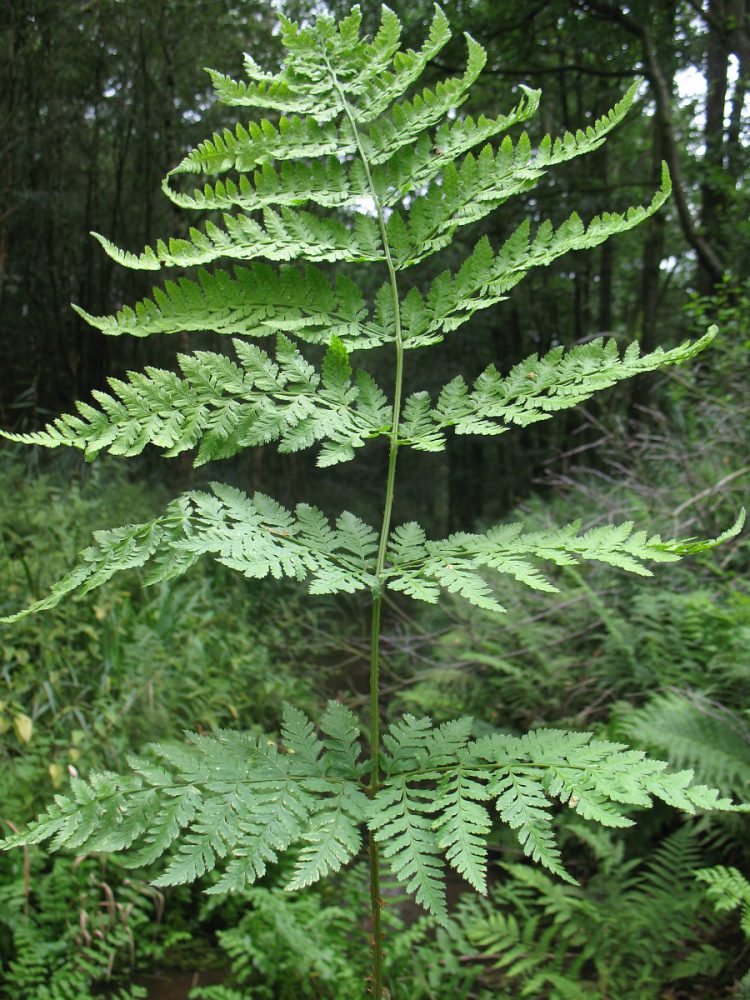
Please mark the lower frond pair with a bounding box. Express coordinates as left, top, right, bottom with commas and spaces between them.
4, 703, 742, 922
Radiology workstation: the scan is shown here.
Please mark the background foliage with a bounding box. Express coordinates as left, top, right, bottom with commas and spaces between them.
1, 0, 748, 997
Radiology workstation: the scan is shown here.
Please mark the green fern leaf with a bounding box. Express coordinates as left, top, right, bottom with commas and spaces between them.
493, 770, 569, 879
385, 511, 744, 612
320, 701, 364, 780
285, 782, 368, 891
0, 486, 382, 623
2, 3, 743, 965
402, 164, 672, 346
72, 264, 382, 349
434, 769, 492, 893
429, 328, 718, 437
696, 866, 750, 936
1, 335, 390, 469
369, 778, 447, 920
374, 87, 541, 206
91, 207, 383, 272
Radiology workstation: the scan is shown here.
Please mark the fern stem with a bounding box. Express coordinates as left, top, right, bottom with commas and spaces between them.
326, 55, 405, 1000
368, 593, 385, 994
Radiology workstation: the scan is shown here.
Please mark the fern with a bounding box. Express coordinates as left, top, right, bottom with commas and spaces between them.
618, 690, 750, 799
467, 826, 723, 998
4, 704, 738, 926
1, 5, 745, 996
386, 510, 744, 613
696, 865, 750, 937
2, 335, 390, 468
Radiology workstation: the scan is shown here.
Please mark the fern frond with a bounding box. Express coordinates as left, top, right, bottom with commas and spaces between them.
206, 66, 326, 118
162, 86, 540, 216
73, 264, 383, 349
369, 778, 448, 920
169, 115, 352, 178
399, 392, 446, 452
3, 706, 367, 896
402, 164, 672, 345
0, 484, 380, 623
345, 7, 454, 122
433, 769, 492, 893
4, 704, 740, 922
163, 155, 370, 213
391, 84, 637, 268
696, 866, 750, 936
372, 86, 541, 202
367, 716, 742, 918
619, 690, 750, 798
320, 701, 365, 779
91, 206, 383, 271
538, 81, 639, 165
2, 336, 390, 469
285, 782, 367, 891
385, 510, 745, 612
422, 328, 717, 439
203, 6, 452, 126
2, 2, 741, 953
174, 8, 452, 162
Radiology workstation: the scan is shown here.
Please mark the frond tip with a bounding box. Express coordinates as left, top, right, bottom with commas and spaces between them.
385, 508, 745, 613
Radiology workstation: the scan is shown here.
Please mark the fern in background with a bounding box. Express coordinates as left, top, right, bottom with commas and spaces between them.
0, 852, 159, 1000
461, 825, 723, 998
1, 6, 745, 995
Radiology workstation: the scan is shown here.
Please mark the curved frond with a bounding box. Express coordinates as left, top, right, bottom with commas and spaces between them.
169, 116, 353, 178
391, 84, 637, 269
418, 329, 717, 440
367, 716, 741, 918
91, 207, 383, 271
72, 264, 383, 349
163, 156, 370, 213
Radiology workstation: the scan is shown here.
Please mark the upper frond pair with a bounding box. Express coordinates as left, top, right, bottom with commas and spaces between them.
161, 87, 539, 215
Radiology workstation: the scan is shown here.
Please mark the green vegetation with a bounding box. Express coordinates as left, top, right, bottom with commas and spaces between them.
1, 1, 748, 998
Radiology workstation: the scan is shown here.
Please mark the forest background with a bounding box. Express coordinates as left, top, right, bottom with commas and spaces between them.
0, 1, 749, 998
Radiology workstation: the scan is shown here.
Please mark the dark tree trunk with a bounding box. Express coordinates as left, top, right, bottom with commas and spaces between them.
699, 0, 730, 293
